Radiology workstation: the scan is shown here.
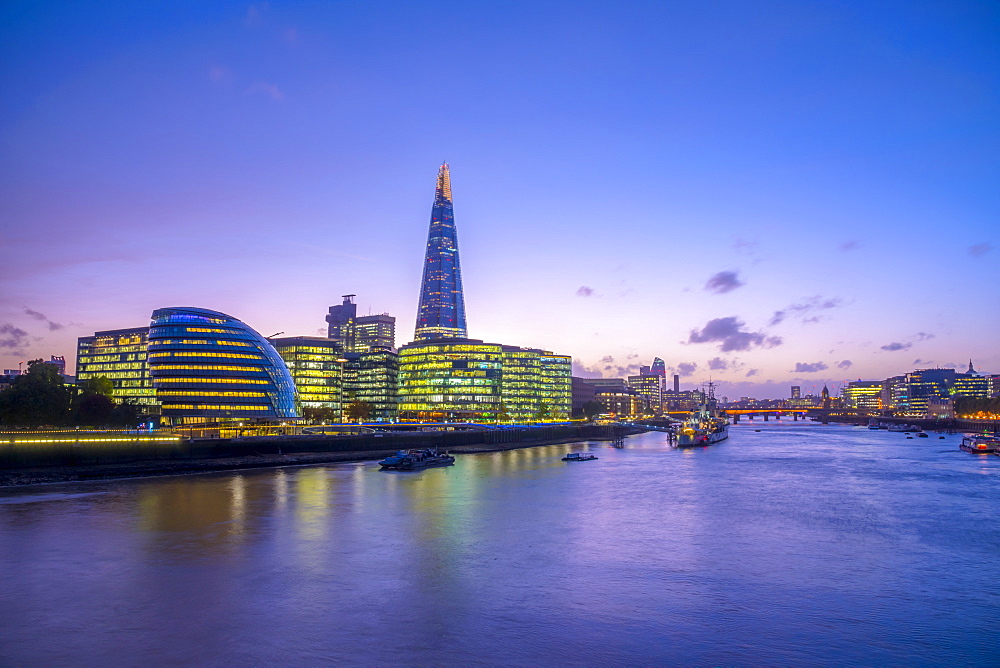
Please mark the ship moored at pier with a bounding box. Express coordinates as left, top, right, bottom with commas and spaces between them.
676, 383, 730, 447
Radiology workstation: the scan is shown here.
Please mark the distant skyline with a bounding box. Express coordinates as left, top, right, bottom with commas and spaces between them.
2, 1, 997, 399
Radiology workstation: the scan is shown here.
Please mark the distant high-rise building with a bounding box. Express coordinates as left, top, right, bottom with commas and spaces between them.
354, 314, 395, 353
326, 294, 396, 353
326, 295, 357, 342
673, 374, 680, 393
651, 358, 666, 377
791, 386, 801, 399
414, 163, 467, 341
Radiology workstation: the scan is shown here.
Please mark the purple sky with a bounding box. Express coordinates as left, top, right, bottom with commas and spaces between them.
2, 1, 997, 398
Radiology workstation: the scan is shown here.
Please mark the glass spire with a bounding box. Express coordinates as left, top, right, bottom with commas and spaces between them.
414, 163, 468, 341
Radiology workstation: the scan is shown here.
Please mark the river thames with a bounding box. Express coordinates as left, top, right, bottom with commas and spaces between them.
1, 421, 997, 666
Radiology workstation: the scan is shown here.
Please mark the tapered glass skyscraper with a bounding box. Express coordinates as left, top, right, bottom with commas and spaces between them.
414, 163, 468, 341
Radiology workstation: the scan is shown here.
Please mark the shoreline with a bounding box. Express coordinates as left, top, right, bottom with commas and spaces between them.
0, 435, 614, 488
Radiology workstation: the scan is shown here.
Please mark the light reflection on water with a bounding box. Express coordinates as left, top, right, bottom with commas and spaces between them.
0, 422, 997, 666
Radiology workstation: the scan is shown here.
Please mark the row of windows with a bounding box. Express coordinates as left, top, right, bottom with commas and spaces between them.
150, 364, 268, 373
151, 326, 249, 337
153, 377, 270, 385
162, 404, 271, 411
78, 364, 148, 373
79, 353, 147, 363
150, 339, 252, 348
148, 351, 265, 361
403, 378, 496, 387
77, 371, 145, 380
157, 391, 268, 398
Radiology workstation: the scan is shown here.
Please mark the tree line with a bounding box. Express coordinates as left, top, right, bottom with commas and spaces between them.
954, 396, 1000, 417
0, 359, 140, 428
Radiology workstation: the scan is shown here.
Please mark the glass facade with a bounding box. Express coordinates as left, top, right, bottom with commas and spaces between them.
147, 307, 297, 423
76, 327, 158, 407
841, 380, 882, 410
627, 373, 662, 415
343, 349, 399, 421
415, 163, 468, 341
398, 339, 571, 422
271, 337, 344, 415
398, 340, 502, 420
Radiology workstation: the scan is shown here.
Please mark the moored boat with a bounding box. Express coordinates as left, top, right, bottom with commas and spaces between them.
379, 448, 455, 470
562, 452, 598, 461
959, 435, 1000, 454
676, 382, 729, 448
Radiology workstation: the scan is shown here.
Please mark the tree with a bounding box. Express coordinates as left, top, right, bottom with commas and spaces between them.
0, 359, 72, 427
302, 406, 339, 423
345, 401, 374, 423
533, 402, 552, 422
79, 376, 114, 397
76, 393, 116, 426
581, 400, 604, 421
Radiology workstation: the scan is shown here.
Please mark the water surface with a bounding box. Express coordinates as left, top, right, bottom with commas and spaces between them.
1, 421, 997, 665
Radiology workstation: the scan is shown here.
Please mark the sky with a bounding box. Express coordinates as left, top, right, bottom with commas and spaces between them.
1, 0, 997, 399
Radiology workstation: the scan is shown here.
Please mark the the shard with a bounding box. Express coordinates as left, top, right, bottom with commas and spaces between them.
414, 163, 468, 341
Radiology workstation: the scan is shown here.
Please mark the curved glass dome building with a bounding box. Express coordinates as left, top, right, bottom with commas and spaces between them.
147, 307, 297, 423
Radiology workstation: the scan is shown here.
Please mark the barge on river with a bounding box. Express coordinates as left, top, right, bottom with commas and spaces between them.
379, 449, 455, 470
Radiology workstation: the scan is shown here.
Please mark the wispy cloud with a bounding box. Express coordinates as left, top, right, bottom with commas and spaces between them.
916, 332, 934, 341
881, 342, 912, 352
246, 81, 285, 101
0, 323, 30, 352
705, 271, 744, 294
283, 27, 298, 45
836, 360, 852, 369
23, 307, 64, 331
839, 240, 861, 251
769, 296, 842, 326
576, 286, 594, 297
745, 368, 759, 377
245, 2, 268, 27
688, 317, 782, 352
969, 242, 992, 257
208, 65, 230, 82
794, 361, 829, 373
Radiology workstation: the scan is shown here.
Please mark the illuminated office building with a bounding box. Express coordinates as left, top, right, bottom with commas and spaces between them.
399, 164, 572, 422
538, 352, 572, 419
397, 339, 571, 422
627, 373, 662, 415
147, 307, 297, 423
414, 163, 468, 341
342, 348, 399, 421
595, 387, 641, 417
271, 336, 344, 415
398, 340, 501, 420
841, 380, 882, 411
76, 327, 158, 407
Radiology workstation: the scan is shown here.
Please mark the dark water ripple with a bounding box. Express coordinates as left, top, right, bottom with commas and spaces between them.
1, 421, 998, 666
